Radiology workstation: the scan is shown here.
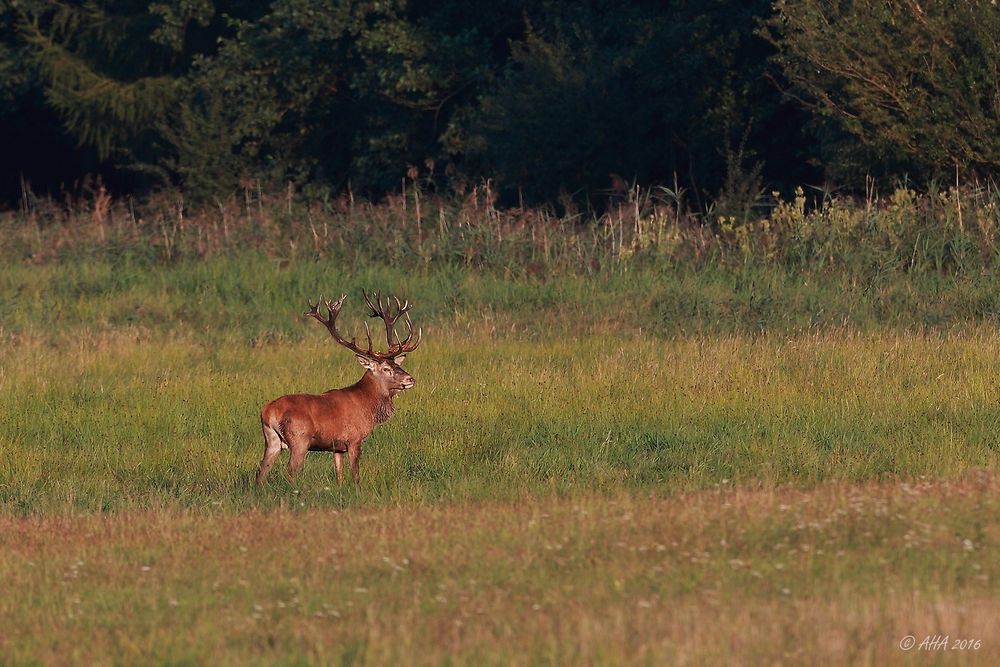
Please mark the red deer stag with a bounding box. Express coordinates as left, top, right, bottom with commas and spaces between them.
257, 290, 421, 487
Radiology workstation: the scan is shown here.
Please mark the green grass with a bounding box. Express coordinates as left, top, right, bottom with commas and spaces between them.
6, 254, 1000, 338
2, 258, 1000, 512
2, 254, 1000, 664
4, 327, 1000, 513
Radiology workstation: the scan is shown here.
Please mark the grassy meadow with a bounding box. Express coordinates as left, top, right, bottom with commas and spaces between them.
2, 476, 998, 665
2, 245, 1000, 663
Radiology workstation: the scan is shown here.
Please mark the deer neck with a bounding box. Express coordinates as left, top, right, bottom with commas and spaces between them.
353, 371, 395, 425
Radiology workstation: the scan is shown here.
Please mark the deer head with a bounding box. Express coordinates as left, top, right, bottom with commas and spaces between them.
305, 290, 422, 396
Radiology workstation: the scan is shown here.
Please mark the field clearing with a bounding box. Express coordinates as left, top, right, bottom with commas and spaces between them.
1, 474, 997, 665
3, 258, 1000, 663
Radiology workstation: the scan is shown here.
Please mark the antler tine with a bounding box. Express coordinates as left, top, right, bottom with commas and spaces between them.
402, 326, 422, 354
351, 289, 422, 358
392, 295, 412, 318
321, 295, 339, 320
362, 288, 380, 318
398, 312, 414, 345
390, 312, 421, 355
305, 295, 336, 327
362, 287, 398, 354
362, 321, 375, 356
305, 293, 373, 358
328, 298, 359, 347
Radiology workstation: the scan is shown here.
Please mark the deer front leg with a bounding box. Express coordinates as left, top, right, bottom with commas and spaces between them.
348, 442, 362, 491
334, 452, 345, 485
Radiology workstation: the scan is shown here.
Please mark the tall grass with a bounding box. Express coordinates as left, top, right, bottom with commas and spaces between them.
6, 180, 1000, 276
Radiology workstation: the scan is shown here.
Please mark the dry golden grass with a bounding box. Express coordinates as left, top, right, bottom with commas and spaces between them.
2, 471, 997, 665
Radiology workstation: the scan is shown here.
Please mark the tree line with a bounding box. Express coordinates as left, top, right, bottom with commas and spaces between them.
2, 0, 999, 207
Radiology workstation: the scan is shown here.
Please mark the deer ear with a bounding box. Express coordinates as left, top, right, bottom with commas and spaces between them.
393, 355, 406, 365
355, 355, 377, 370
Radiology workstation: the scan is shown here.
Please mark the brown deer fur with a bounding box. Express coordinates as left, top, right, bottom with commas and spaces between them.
256, 291, 420, 487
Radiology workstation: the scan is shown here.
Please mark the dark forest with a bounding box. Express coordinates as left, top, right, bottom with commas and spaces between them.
3, 1, 999, 208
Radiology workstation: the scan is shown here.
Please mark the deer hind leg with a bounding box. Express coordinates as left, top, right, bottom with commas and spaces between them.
257, 422, 284, 485
334, 452, 345, 485
287, 437, 309, 480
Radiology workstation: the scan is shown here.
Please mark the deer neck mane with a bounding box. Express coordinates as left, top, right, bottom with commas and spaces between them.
354, 370, 395, 425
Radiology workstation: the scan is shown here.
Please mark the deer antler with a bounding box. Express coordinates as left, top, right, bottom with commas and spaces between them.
306, 291, 421, 359
305, 294, 376, 358
362, 289, 422, 357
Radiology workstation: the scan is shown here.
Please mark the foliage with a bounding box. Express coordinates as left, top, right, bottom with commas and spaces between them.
765, 0, 1000, 181
4, 1, 1000, 204
166, 0, 524, 199
1, 0, 803, 204
463, 0, 798, 203
0, 0, 86, 202
0, 0, 265, 198
17, 1, 183, 159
